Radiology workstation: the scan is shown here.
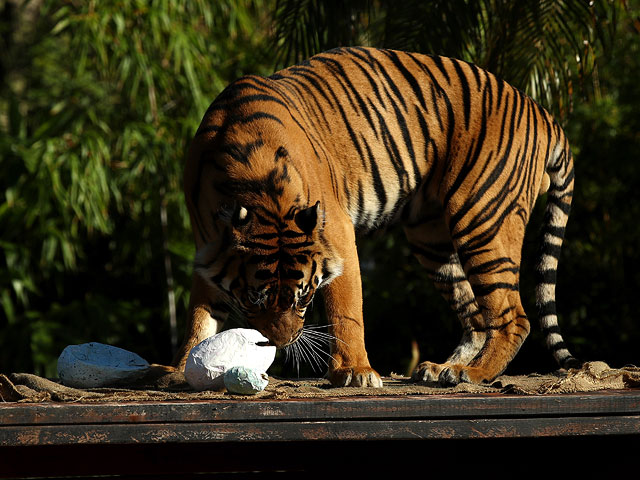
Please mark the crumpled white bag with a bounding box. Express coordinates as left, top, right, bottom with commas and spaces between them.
184, 328, 276, 391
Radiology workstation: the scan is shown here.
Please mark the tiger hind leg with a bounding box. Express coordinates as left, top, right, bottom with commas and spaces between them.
403, 216, 487, 384
436, 218, 532, 385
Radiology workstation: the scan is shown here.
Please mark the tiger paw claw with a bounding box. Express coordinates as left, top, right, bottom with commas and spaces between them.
413, 362, 477, 386
412, 361, 447, 385
438, 366, 465, 386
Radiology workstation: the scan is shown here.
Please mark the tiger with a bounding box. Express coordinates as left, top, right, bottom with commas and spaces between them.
172, 46, 580, 387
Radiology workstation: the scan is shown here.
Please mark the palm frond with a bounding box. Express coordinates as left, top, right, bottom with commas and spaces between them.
270, 0, 626, 118
273, 0, 374, 67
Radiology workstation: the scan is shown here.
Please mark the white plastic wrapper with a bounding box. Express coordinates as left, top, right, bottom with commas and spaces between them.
184, 328, 276, 391
57, 342, 150, 388
224, 366, 269, 394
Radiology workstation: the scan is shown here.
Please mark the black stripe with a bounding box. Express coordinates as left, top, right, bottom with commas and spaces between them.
429, 55, 451, 84
547, 195, 572, 215
283, 269, 304, 280
550, 165, 575, 192
542, 225, 566, 238
441, 91, 456, 170
282, 229, 305, 239
242, 240, 277, 251
389, 98, 421, 188
228, 111, 284, 128
415, 106, 438, 189
451, 59, 471, 130
468, 62, 483, 91
363, 138, 387, 216
206, 93, 288, 116
356, 181, 365, 226
466, 257, 517, 277
219, 139, 264, 165
536, 268, 557, 284
473, 282, 519, 297
483, 71, 494, 118
542, 242, 563, 259
283, 240, 315, 249
253, 232, 279, 240
495, 76, 505, 110
538, 301, 557, 317
542, 324, 561, 335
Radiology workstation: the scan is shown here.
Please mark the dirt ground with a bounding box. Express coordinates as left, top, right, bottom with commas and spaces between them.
1, 361, 639, 403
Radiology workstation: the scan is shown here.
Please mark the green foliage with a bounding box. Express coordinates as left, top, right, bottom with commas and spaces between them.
0, 0, 274, 376
272, 0, 623, 120
273, 0, 374, 65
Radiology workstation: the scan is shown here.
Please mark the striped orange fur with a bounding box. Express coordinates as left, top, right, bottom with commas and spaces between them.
173, 47, 579, 387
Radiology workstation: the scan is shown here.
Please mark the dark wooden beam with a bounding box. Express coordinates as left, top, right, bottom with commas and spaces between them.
1, 390, 639, 477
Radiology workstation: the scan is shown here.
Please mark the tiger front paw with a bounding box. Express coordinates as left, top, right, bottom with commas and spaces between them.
328, 366, 383, 388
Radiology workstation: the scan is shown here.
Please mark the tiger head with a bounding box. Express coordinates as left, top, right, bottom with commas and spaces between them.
194, 199, 344, 348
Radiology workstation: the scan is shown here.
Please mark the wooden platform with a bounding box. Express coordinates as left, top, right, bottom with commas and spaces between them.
2, 389, 640, 477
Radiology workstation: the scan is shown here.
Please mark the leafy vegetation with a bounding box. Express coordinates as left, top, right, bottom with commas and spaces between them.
273, 0, 621, 119
1, 0, 274, 375
1, 0, 638, 378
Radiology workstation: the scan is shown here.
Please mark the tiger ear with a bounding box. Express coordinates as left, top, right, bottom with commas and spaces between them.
295, 201, 320, 235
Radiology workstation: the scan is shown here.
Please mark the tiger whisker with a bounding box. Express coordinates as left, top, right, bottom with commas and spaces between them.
302, 333, 333, 355
298, 342, 329, 373
282, 324, 337, 375
302, 323, 349, 345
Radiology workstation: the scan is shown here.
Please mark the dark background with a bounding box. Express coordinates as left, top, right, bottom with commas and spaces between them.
1, 0, 638, 379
